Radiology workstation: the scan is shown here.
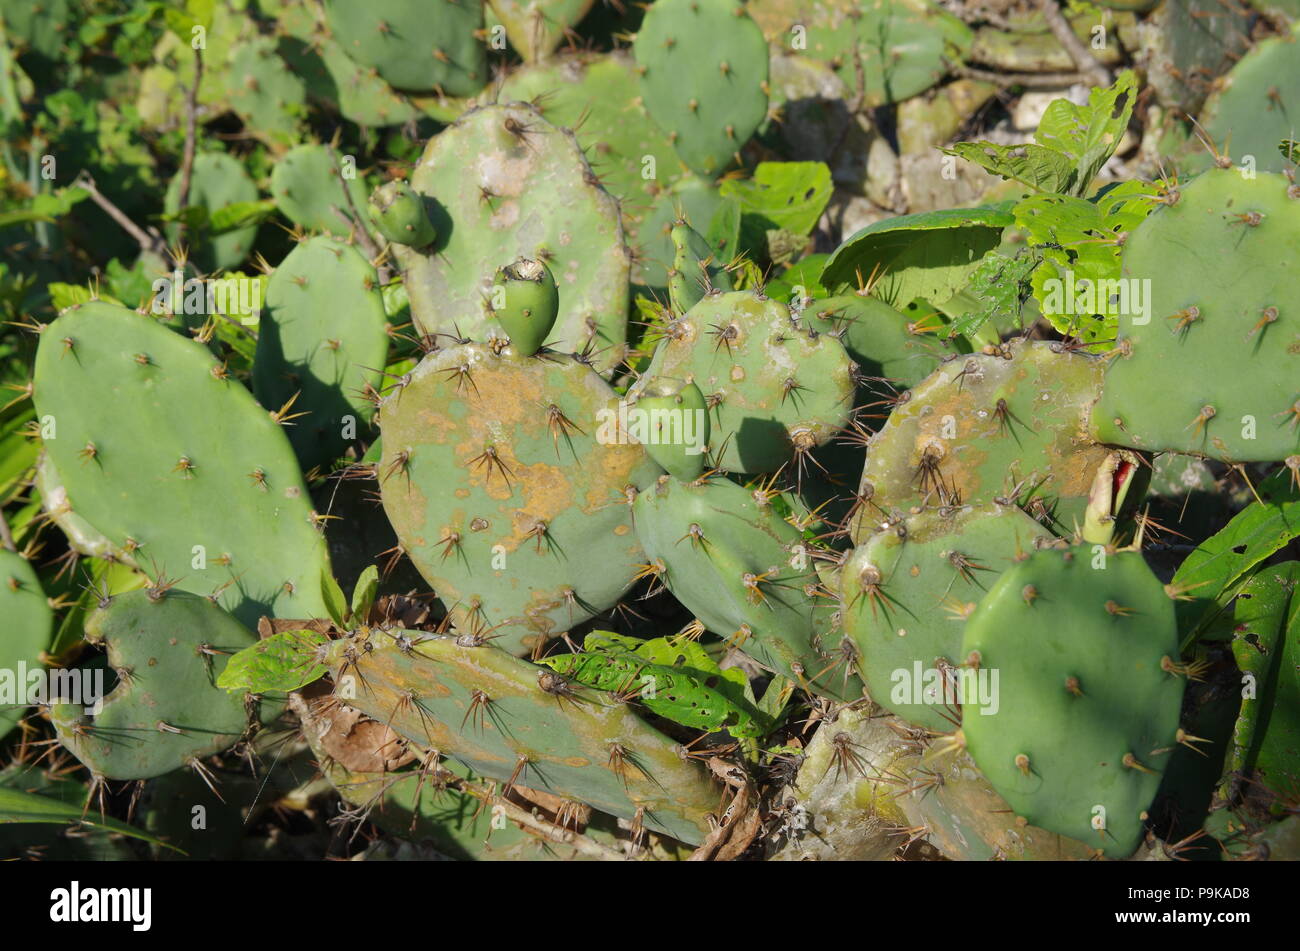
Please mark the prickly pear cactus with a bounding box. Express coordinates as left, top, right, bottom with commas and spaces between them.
367, 181, 436, 249
163, 152, 259, 273
487, 0, 595, 62
252, 235, 390, 472
851, 339, 1112, 543
630, 289, 856, 474
393, 103, 631, 373
802, 294, 952, 389
668, 217, 734, 315
633, 474, 861, 701
841, 503, 1053, 733
322, 632, 720, 843
377, 341, 661, 654
1093, 169, 1300, 462
51, 589, 260, 780
960, 546, 1185, 857
0, 550, 54, 738
269, 143, 371, 237
632, 0, 769, 179
322, 0, 488, 96
32, 301, 332, 626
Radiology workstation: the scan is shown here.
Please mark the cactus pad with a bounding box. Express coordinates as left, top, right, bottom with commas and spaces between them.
1093, 169, 1300, 462
377, 342, 660, 654
960, 546, 1184, 857
394, 103, 631, 373
32, 301, 331, 626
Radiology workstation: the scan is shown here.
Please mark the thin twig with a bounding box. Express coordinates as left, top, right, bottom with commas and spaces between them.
325, 145, 390, 285
952, 64, 1097, 89
176, 48, 204, 242
73, 171, 168, 258
1035, 0, 1111, 88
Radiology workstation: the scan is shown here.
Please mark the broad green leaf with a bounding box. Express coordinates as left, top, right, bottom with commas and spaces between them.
216, 628, 330, 694
944, 72, 1137, 197
47, 283, 123, 311
0, 785, 182, 852
767, 254, 830, 309
1013, 180, 1157, 344
1226, 563, 1300, 794
350, 565, 379, 623
719, 161, 833, 237
1173, 469, 1300, 647
1035, 70, 1138, 195
210, 198, 277, 236
821, 204, 1014, 307
942, 141, 1077, 194
321, 567, 349, 628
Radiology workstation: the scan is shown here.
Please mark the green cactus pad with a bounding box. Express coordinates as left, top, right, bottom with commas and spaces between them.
226, 36, 308, 149
377, 342, 660, 654
633, 0, 768, 179
633, 474, 861, 701
323, 632, 719, 843
631, 290, 856, 474
631, 377, 710, 482
1141, 0, 1253, 115
492, 52, 687, 281
668, 217, 734, 315
1093, 169, 1300, 462
1195, 22, 1300, 177
803, 294, 952, 390
487, 0, 595, 62
960, 546, 1184, 858
841, 503, 1053, 733
0, 550, 54, 738
32, 301, 331, 626
253, 235, 389, 472
852, 339, 1110, 542
322, 0, 488, 96
394, 103, 630, 373
52, 590, 260, 780
269, 143, 371, 238
163, 152, 260, 273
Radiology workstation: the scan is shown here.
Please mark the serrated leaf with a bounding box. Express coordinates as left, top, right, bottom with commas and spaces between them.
947, 250, 1038, 341
719, 161, 833, 238
821, 204, 1014, 308
216, 628, 330, 694
945, 72, 1137, 197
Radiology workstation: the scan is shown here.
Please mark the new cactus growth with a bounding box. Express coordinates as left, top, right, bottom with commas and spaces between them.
630, 377, 710, 482
367, 180, 436, 249
489, 258, 560, 357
